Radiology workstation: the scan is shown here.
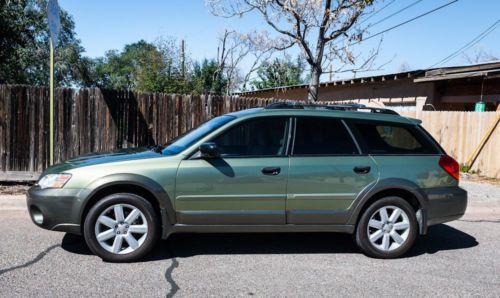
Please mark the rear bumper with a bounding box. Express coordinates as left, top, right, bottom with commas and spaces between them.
424, 186, 467, 226
26, 186, 88, 235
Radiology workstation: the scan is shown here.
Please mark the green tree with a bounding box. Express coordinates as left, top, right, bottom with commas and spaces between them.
0, 0, 29, 83
88, 38, 231, 95
90, 41, 167, 92
89, 38, 201, 93
0, 0, 87, 86
252, 57, 305, 90
191, 59, 227, 94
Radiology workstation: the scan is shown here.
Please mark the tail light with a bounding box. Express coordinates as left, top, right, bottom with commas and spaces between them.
439, 155, 460, 180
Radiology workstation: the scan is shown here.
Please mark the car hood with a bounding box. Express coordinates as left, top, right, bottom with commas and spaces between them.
42, 148, 163, 175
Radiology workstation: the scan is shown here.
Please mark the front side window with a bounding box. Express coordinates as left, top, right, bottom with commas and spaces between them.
292, 117, 359, 155
350, 121, 439, 154
162, 115, 235, 155
213, 117, 289, 157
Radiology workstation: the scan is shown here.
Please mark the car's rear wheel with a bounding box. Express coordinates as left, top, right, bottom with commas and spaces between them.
83, 193, 159, 262
355, 196, 417, 258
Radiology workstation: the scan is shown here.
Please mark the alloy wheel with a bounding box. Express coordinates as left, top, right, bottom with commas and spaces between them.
367, 205, 410, 252
94, 204, 148, 254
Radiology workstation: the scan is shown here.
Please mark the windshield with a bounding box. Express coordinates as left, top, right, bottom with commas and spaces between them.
162, 115, 235, 156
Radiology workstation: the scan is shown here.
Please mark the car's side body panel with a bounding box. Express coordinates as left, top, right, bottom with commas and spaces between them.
371, 155, 457, 189
286, 155, 379, 224
175, 157, 289, 225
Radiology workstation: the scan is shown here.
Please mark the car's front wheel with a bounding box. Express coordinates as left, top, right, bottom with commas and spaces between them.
83, 193, 159, 262
355, 196, 418, 258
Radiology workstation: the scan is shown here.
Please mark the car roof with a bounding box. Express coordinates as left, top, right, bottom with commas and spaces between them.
227, 107, 420, 125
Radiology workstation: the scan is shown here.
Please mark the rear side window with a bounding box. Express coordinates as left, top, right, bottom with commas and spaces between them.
293, 117, 359, 155
349, 121, 439, 154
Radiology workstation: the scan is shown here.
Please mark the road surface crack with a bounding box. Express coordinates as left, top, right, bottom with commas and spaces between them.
0, 244, 59, 276
165, 257, 179, 298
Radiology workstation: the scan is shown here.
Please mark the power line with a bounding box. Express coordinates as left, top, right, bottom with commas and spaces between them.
351, 0, 459, 47
335, 0, 422, 46
326, 0, 458, 58
315, 0, 458, 74
357, 0, 397, 27
425, 19, 500, 69
366, 0, 424, 29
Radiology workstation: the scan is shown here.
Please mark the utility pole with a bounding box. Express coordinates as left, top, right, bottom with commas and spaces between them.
47, 0, 60, 166
181, 40, 186, 79
49, 40, 54, 165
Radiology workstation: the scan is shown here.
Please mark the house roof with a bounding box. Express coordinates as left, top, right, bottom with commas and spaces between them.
414, 60, 500, 82
237, 61, 500, 95
237, 70, 420, 96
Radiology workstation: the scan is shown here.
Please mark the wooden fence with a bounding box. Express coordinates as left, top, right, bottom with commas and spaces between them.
0, 85, 277, 176
400, 111, 500, 179
1, 85, 499, 179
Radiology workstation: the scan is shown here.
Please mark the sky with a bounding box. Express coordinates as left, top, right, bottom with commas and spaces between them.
59, 0, 500, 81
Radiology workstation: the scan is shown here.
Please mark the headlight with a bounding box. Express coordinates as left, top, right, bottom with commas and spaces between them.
38, 174, 72, 189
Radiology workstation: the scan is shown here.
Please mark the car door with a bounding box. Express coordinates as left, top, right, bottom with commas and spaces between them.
175, 116, 291, 225
287, 116, 379, 225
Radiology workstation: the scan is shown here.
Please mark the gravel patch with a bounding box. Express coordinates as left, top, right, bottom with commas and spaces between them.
460, 181, 500, 202
0, 183, 31, 195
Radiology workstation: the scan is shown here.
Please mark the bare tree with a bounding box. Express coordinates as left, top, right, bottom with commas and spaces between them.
462, 47, 498, 64
322, 38, 387, 79
398, 61, 411, 72
215, 29, 275, 93
207, 0, 377, 102
239, 31, 277, 90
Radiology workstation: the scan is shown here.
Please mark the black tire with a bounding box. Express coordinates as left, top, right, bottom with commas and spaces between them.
83, 193, 159, 262
355, 196, 418, 259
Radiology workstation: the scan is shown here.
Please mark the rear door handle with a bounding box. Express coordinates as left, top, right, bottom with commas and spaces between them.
353, 166, 371, 174
262, 167, 281, 175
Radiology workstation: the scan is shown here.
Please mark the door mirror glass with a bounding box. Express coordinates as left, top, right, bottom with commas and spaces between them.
199, 142, 219, 158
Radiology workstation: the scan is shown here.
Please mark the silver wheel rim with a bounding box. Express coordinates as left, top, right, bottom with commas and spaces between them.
95, 204, 148, 254
367, 205, 410, 252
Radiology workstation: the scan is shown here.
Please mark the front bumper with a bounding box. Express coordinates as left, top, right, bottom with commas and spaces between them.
26, 186, 89, 235
424, 186, 468, 226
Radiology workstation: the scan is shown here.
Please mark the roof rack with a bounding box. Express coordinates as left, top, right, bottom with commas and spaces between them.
265, 102, 399, 115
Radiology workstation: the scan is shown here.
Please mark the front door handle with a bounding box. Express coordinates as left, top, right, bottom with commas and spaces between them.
262, 167, 281, 175
353, 166, 371, 174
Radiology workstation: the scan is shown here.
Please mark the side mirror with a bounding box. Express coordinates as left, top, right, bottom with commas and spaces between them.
199, 142, 219, 159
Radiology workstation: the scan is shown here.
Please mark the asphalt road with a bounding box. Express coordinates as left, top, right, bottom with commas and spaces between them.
1, 181, 499, 297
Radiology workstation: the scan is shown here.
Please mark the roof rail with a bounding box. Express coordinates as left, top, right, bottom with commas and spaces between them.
265, 102, 399, 115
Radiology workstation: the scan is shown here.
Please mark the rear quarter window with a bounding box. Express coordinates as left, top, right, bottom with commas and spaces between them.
348, 121, 440, 155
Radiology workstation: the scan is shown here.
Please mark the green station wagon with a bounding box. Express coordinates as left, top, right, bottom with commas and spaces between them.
27, 103, 467, 261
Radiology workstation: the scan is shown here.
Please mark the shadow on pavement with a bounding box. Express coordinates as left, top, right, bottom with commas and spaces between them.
61, 234, 92, 255
60, 224, 478, 261
408, 224, 478, 257
146, 232, 359, 262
